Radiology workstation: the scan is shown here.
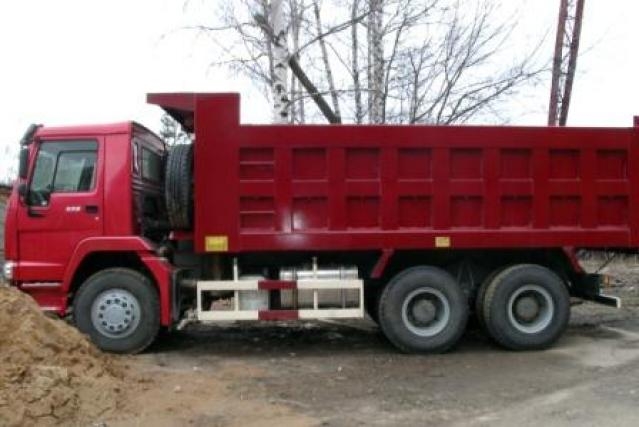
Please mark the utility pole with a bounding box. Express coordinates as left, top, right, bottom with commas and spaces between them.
548, 0, 585, 126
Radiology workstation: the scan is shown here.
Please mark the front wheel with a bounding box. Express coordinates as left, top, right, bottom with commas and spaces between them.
378, 267, 468, 353
73, 268, 160, 354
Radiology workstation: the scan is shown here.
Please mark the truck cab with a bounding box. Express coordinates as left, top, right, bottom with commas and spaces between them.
3, 123, 173, 350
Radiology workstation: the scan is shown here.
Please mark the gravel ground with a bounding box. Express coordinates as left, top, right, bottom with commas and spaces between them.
109, 259, 639, 426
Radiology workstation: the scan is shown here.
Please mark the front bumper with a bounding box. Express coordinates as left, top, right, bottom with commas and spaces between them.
2, 261, 14, 281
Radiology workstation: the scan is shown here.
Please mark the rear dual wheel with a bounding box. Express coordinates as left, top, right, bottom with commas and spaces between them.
378, 267, 468, 353
478, 264, 570, 350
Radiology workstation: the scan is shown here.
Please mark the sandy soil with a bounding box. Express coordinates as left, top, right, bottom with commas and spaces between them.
0, 286, 124, 426
0, 286, 312, 427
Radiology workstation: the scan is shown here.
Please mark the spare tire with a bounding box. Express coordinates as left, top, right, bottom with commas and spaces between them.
165, 144, 193, 229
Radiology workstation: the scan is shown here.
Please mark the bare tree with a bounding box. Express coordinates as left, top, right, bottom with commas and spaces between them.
367, 0, 384, 123
159, 114, 191, 145
289, 0, 306, 123
270, 0, 291, 122
391, 1, 545, 124
351, 0, 365, 123
196, 0, 339, 123
312, 0, 341, 122
188, 0, 544, 125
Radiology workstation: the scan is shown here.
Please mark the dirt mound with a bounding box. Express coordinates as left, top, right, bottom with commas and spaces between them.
0, 286, 124, 426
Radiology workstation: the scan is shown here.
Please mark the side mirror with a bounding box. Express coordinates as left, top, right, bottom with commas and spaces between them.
18, 146, 29, 179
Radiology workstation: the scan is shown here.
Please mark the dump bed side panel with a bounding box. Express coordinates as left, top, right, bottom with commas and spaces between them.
193, 95, 639, 253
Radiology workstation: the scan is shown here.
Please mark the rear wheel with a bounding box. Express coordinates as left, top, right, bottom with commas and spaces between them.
474, 266, 508, 330
74, 268, 160, 354
482, 264, 570, 350
378, 267, 468, 353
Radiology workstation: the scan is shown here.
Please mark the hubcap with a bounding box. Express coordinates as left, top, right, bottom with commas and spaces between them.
514, 296, 540, 322
402, 288, 450, 337
412, 299, 437, 325
91, 289, 141, 338
507, 285, 554, 334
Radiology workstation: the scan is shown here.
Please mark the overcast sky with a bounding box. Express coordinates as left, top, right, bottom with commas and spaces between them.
1, 0, 638, 182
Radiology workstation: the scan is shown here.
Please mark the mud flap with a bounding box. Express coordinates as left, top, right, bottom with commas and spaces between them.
573, 274, 621, 308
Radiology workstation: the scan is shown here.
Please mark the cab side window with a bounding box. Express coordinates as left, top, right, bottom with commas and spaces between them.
29, 141, 98, 206
141, 147, 163, 182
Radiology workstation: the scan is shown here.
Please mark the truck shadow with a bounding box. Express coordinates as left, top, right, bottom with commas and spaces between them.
148, 320, 496, 358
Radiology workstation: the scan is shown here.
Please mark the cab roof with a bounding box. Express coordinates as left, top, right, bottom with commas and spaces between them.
35, 122, 154, 139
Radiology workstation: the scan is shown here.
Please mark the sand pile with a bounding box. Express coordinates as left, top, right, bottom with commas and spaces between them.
0, 286, 124, 426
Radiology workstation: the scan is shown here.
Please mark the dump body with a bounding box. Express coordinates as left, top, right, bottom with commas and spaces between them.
149, 93, 639, 254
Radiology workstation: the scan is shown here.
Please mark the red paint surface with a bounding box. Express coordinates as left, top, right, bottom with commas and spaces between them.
258, 310, 299, 321
258, 280, 297, 290
61, 236, 156, 292
140, 254, 173, 326
5, 123, 172, 324
147, 93, 639, 254
15, 133, 106, 282
371, 249, 394, 279
17, 286, 67, 316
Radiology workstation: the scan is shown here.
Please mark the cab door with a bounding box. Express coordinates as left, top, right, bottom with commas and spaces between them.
16, 139, 103, 282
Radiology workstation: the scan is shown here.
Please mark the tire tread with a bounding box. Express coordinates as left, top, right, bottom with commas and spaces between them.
165, 144, 193, 229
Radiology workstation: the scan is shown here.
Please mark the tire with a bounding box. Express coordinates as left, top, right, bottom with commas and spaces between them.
378, 267, 468, 353
165, 144, 193, 229
482, 264, 570, 350
73, 268, 160, 354
474, 266, 508, 331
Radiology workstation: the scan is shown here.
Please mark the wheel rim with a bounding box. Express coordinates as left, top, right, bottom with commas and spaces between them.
507, 285, 554, 334
401, 288, 450, 337
91, 288, 141, 339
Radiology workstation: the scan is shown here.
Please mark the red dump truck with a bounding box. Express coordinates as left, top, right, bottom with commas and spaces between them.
3, 93, 634, 354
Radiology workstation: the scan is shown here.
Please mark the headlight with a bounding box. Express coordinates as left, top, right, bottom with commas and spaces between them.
2, 261, 14, 280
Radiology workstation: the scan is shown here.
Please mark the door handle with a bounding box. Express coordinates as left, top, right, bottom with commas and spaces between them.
85, 205, 99, 214
27, 208, 45, 218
